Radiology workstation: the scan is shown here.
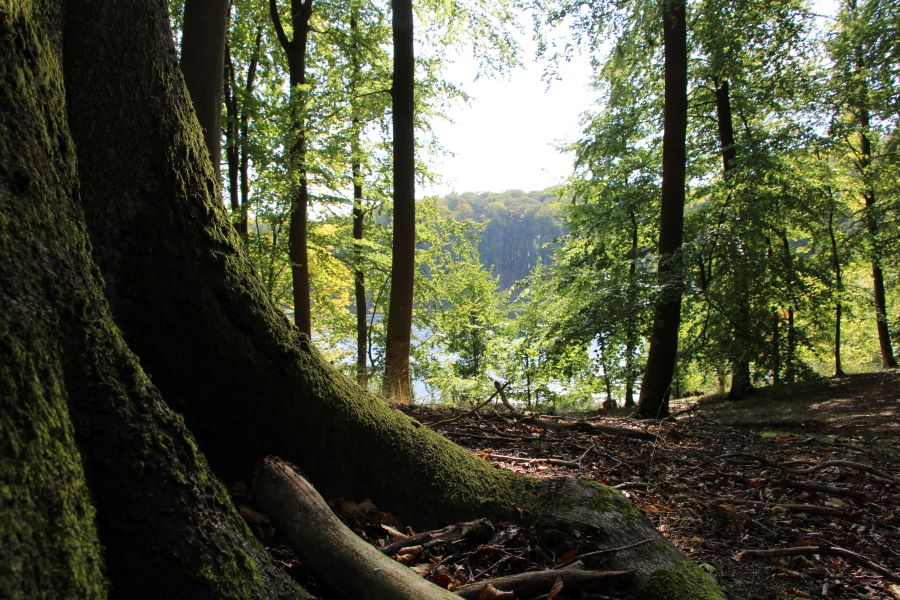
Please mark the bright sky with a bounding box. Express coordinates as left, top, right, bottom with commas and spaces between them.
421, 1, 838, 197
422, 38, 597, 197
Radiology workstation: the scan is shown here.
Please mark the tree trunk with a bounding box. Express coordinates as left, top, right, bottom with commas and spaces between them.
180, 0, 228, 180
224, 41, 241, 214
351, 10, 368, 388
2, 3, 305, 597
270, 0, 314, 336
383, 0, 417, 403
828, 205, 845, 376
224, 29, 261, 242
845, 0, 897, 369
713, 78, 754, 400
47, 0, 723, 596
858, 113, 897, 368
624, 211, 638, 409
638, 0, 688, 419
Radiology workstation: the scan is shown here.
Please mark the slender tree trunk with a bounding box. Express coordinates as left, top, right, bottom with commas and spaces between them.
383, 0, 416, 403
859, 113, 897, 368
180, 0, 228, 179
827, 204, 846, 376
350, 10, 369, 387
226, 28, 261, 243
224, 41, 241, 214
714, 78, 755, 400
786, 307, 796, 383
771, 311, 781, 384
624, 211, 638, 409
638, 0, 688, 419
780, 233, 798, 383
270, 0, 313, 336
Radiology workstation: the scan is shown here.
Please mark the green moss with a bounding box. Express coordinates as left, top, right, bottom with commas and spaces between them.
635, 559, 726, 600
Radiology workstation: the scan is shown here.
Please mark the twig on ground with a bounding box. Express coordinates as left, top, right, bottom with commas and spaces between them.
453, 569, 634, 600
432, 382, 510, 429
734, 545, 899, 583
554, 539, 653, 569
483, 453, 580, 469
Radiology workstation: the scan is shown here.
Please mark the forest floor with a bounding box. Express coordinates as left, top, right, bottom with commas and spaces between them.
237, 371, 899, 599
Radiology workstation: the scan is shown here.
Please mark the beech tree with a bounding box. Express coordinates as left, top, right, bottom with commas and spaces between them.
180, 0, 229, 179
382, 0, 417, 402
637, 0, 688, 418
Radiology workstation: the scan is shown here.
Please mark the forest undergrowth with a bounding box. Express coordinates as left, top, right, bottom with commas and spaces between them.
231, 372, 898, 599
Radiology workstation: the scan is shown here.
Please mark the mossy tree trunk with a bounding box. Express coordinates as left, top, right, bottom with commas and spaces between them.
0, 0, 724, 598
2, 2, 305, 598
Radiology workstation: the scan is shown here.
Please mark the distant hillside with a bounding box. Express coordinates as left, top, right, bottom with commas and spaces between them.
438, 190, 565, 289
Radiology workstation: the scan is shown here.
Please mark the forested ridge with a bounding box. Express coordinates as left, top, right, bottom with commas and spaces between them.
439, 190, 564, 289
1, 0, 897, 598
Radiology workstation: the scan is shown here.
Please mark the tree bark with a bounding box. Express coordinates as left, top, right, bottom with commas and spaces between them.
714, 79, 755, 400
270, 0, 314, 336
859, 113, 897, 368
51, 0, 723, 596
2, 3, 305, 597
180, 0, 228, 180
225, 41, 240, 212
638, 0, 688, 419
624, 211, 638, 409
827, 204, 845, 376
383, 0, 417, 403
351, 10, 369, 388
224, 29, 261, 242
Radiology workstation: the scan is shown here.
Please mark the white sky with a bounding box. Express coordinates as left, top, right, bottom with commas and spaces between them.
421, 38, 597, 196
420, 0, 838, 197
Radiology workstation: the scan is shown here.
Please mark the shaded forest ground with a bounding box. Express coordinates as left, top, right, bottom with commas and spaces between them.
234, 372, 898, 599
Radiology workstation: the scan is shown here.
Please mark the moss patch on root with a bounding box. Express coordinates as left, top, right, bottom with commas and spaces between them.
636, 559, 726, 600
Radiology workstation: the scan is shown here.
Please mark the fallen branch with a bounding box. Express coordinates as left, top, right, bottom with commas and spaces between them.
453, 569, 634, 600
433, 382, 510, 429
380, 519, 494, 556
780, 460, 896, 483
774, 478, 870, 500
720, 453, 896, 483
555, 539, 653, 568
494, 380, 517, 414
734, 545, 899, 583
717, 498, 863, 522
525, 416, 658, 441
483, 453, 580, 469
254, 457, 458, 600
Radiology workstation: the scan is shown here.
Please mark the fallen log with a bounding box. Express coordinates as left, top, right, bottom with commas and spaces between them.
254, 457, 458, 600
453, 569, 634, 600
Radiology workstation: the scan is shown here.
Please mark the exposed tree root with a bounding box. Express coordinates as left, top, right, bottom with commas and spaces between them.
254, 457, 458, 600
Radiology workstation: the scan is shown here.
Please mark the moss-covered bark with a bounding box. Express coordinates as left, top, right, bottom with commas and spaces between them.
62, 1, 723, 597
1, 2, 305, 598
1, 4, 107, 596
